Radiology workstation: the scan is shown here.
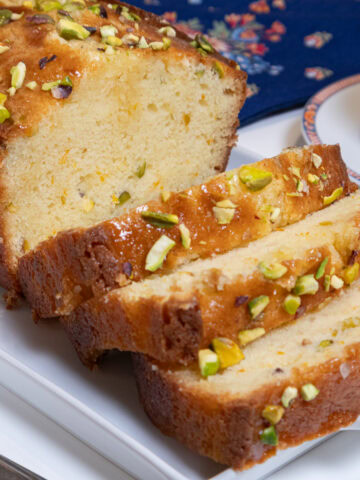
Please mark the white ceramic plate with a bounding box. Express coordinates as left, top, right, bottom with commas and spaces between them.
302, 74, 360, 181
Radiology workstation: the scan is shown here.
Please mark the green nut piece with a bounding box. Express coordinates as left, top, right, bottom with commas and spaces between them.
0, 93, 6, 105
37, 0, 62, 11
57, 18, 90, 40
318, 339, 333, 349
211, 337, 244, 369
117, 191, 131, 206
248, 295, 270, 319
262, 405, 285, 425
162, 37, 172, 50
120, 6, 140, 22
138, 36, 149, 49
179, 224, 191, 250
11, 61, 26, 90
283, 295, 301, 315
323, 187, 343, 206
88, 4, 100, 15
238, 327, 265, 346
0, 9, 12, 25
0, 105, 10, 124
260, 426, 278, 446
330, 274, 344, 290
141, 211, 179, 228
26, 81, 38, 90
307, 173, 320, 185
198, 349, 220, 378
324, 274, 331, 292
194, 34, 214, 53
100, 24, 118, 39
289, 166, 301, 178
213, 199, 236, 225
213, 61, 224, 78
145, 234, 175, 272
0, 45, 10, 54
158, 26, 176, 37
239, 165, 272, 192
136, 161, 146, 178
281, 386, 298, 408
293, 274, 319, 296
104, 36, 122, 47
311, 152, 322, 168
258, 261, 288, 280
301, 383, 319, 401
343, 263, 359, 285
315, 257, 328, 279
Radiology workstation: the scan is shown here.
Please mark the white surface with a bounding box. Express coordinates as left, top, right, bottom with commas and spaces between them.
0, 109, 358, 480
313, 82, 360, 170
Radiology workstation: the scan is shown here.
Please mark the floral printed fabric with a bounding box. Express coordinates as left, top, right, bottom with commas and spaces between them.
132, 0, 360, 126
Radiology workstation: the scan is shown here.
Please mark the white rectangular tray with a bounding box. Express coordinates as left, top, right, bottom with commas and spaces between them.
0, 147, 356, 480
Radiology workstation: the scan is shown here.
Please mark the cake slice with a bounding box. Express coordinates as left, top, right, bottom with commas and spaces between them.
18, 144, 355, 318
0, 1, 246, 290
63, 191, 360, 367
133, 281, 360, 470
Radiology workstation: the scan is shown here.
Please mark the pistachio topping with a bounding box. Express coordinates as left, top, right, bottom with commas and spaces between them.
104, 35, 122, 47
149, 41, 164, 50
318, 339, 333, 349
120, 6, 140, 22
270, 207, 280, 223
258, 261, 287, 280
26, 81, 38, 90
162, 37, 172, 50
122, 33, 140, 45
179, 224, 191, 249
211, 337, 244, 369
296, 180, 304, 192
343, 263, 359, 285
145, 234, 176, 272
161, 191, 171, 203
307, 173, 320, 185
248, 295, 270, 319
213, 61, 224, 78
113, 191, 131, 206
311, 152, 322, 168
262, 405, 284, 425
57, 18, 90, 40
213, 199, 236, 225
260, 426, 278, 446
198, 349, 220, 378
11, 62, 26, 90
0, 9, 12, 26
324, 274, 331, 292
0, 105, 10, 124
323, 187, 343, 206
293, 274, 319, 295
192, 34, 214, 54
283, 294, 301, 315
0, 45, 9, 54
330, 274, 344, 290
301, 383, 319, 401
100, 24, 117, 39
315, 257, 328, 279
238, 327, 265, 346
158, 26, 176, 37
141, 211, 179, 228
281, 386, 298, 408
138, 36, 149, 49
135, 161, 146, 178
289, 166, 301, 178
239, 165, 272, 191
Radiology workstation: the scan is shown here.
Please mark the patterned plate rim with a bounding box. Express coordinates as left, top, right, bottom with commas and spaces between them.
302, 73, 360, 182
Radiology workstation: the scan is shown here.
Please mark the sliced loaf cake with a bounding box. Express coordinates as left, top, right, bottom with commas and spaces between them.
18, 144, 355, 317
133, 281, 360, 469
62, 191, 360, 367
0, 1, 246, 290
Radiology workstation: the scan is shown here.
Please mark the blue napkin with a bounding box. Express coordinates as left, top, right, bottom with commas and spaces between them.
131, 0, 360, 126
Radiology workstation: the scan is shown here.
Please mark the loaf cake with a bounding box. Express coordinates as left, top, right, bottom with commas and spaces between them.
133, 281, 360, 469
62, 191, 360, 367
0, 1, 246, 290
18, 144, 355, 318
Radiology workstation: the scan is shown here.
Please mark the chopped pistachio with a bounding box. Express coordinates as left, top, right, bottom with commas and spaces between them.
248, 295, 270, 319
120, 6, 140, 22
141, 211, 179, 228
161, 191, 171, 203
194, 34, 214, 53
318, 339, 333, 348
122, 33, 139, 45
283, 295, 301, 315
0, 105, 10, 124
315, 257, 328, 279
213, 61, 224, 78
321, 173, 328, 180
0, 93, 6, 105
293, 274, 319, 295
7, 87, 16, 97
57, 18, 90, 40
135, 161, 146, 178
11, 11, 24, 20
11, 62, 26, 90
42, 77, 72, 91
307, 173, 319, 185
287, 192, 302, 197
290, 166, 301, 178
88, 4, 100, 15
239, 165, 272, 191
138, 36, 149, 49
311, 152, 322, 168
0, 45, 10, 54
323, 187, 343, 206
301, 383, 319, 401
262, 405, 284, 425
283, 174, 289, 181
81, 197, 94, 212
198, 349, 219, 378
281, 386, 298, 408
195, 69, 205, 78
324, 274, 331, 292
162, 37, 172, 50
258, 261, 287, 280
296, 180, 304, 192
213, 199, 236, 225
211, 337, 244, 369
260, 426, 278, 446
149, 41, 164, 50
104, 35, 122, 47
330, 275, 344, 290
158, 26, 176, 37
145, 234, 176, 272
270, 207, 280, 223
343, 263, 359, 285
100, 24, 117, 38
0, 9, 12, 25
116, 191, 131, 206
238, 327, 265, 346
37, 0, 62, 11
179, 224, 191, 249
26, 81, 38, 90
